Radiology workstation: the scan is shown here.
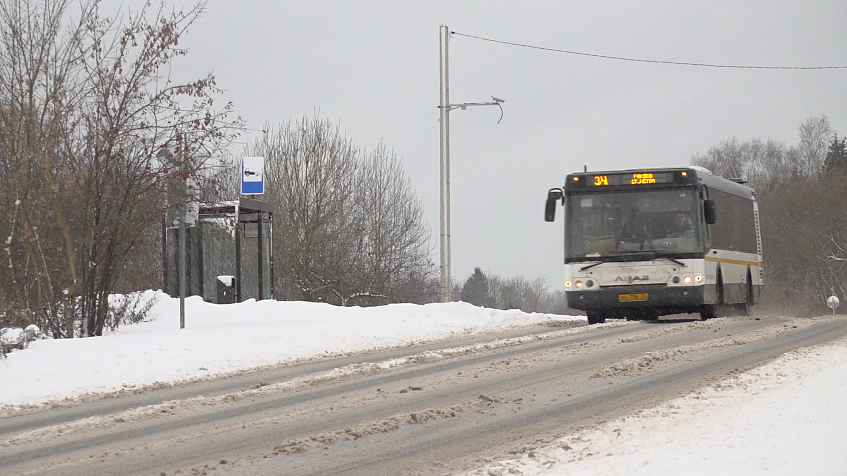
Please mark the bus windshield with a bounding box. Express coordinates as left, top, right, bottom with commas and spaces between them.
566, 189, 704, 259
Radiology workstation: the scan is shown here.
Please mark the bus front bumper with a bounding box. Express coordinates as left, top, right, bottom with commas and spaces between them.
567, 285, 710, 317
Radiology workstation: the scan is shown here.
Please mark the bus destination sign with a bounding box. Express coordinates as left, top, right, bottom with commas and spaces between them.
583, 171, 675, 187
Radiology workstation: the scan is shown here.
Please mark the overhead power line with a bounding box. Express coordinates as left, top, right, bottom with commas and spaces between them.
451, 31, 847, 70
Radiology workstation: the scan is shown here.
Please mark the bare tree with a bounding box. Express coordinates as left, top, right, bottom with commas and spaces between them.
819, 221, 847, 302
0, 0, 87, 335
489, 274, 548, 313
691, 137, 794, 189
797, 115, 833, 179
248, 117, 360, 302
544, 290, 570, 315
0, 0, 238, 336
243, 116, 436, 306
691, 115, 833, 190
691, 137, 747, 181
346, 144, 434, 305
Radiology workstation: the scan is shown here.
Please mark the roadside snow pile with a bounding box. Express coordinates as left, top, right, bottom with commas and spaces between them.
464, 336, 847, 476
0, 291, 577, 410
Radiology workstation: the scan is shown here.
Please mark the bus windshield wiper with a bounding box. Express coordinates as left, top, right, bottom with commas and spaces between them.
577, 251, 686, 271
650, 251, 687, 267
579, 260, 611, 272
578, 250, 657, 271
642, 239, 687, 267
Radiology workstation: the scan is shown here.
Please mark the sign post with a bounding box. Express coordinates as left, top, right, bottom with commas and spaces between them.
827, 295, 839, 316
241, 157, 265, 195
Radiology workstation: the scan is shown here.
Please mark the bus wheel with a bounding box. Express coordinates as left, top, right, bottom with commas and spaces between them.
587, 312, 606, 325
702, 271, 723, 320
736, 279, 752, 317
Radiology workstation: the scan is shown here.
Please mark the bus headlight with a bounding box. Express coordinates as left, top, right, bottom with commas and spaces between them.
575, 280, 584, 288
670, 274, 703, 286
565, 281, 572, 288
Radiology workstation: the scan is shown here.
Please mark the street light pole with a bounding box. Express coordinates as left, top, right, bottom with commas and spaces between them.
438, 25, 505, 303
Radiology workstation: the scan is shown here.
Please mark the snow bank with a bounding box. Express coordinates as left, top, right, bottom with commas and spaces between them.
0, 292, 570, 408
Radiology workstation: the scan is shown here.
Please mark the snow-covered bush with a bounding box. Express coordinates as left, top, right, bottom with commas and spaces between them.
0, 324, 40, 356
105, 292, 160, 331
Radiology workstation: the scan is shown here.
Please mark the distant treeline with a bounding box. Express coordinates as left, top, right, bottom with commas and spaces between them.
691, 115, 847, 316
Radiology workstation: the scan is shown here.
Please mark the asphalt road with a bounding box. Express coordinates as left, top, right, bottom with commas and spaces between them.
2, 315, 845, 476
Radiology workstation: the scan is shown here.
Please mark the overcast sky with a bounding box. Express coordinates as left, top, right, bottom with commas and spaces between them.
155, 1, 847, 289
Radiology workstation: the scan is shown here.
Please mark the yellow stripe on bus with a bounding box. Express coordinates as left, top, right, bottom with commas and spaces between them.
705, 256, 762, 267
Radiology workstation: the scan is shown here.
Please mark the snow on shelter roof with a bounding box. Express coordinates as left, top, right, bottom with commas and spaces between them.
199, 197, 273, 221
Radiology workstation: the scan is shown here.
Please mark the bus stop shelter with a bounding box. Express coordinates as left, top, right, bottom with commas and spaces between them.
164, 197, 274, 303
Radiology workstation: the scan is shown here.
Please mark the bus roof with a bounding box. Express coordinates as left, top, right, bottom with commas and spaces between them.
565, 166, 754, 200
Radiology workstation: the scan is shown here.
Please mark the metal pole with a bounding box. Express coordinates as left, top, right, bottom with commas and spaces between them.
439, 25, 452, 303
178, 134, 186, 329
258, 211, 264, 300
178, 210, 186, 329
161, 212, 167, 292
269, 211, 274, 300
235, 217, 242, 303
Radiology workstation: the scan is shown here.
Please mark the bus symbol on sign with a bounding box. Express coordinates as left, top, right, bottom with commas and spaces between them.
241, 156, 265, 195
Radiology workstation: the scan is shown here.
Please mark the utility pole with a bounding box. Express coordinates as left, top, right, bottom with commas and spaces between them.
439, 25, 452, 303
438, 25, 505, 303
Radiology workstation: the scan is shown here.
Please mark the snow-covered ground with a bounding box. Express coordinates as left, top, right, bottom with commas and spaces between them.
467, 336, 847, 476
1, 291, 845, 475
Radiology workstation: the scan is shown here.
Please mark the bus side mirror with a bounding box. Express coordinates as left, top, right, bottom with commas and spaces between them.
704, 199, 717, 224
545, 188, 563, 222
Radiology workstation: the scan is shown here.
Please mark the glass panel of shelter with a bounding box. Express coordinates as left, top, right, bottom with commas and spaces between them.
236, 209, 273, 301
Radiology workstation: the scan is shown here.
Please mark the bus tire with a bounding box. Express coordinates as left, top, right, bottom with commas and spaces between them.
736, 272, 753, 316
587, 312, 606, 325
701, 270, 723, 320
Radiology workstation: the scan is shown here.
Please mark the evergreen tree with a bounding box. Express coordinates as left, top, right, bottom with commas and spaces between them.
823, 135, 847, 176
461, 268, 495, 308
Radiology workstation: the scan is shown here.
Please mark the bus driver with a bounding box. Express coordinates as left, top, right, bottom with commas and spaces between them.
667, 212, 694, 238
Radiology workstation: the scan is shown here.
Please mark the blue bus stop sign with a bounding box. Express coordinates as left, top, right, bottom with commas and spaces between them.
241, 157, 265, 194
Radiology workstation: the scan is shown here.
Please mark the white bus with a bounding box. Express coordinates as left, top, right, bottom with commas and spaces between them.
545, 166, 762, 324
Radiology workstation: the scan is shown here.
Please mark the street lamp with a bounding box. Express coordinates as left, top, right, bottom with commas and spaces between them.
438, 24, 505, 303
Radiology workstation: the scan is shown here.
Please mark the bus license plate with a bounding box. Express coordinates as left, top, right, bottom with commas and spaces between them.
619, 293, 648, 302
